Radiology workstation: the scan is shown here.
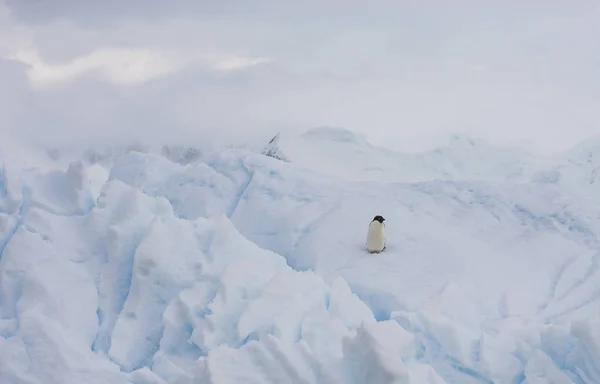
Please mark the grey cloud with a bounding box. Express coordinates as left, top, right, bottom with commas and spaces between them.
2, 0, 600, 154
5, 0, 252, 27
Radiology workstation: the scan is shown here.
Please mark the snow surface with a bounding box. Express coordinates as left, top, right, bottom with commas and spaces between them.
1, 128, 600, 383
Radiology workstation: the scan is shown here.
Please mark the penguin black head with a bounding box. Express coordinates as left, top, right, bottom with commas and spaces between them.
372, 215, 385, 223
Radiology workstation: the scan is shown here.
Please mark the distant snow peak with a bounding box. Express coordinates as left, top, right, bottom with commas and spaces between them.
80, 143, 151, 166
261, 133, 289, 162
565, 134, 600, 162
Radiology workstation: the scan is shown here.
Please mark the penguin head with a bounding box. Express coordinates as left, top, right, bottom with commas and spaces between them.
372, 215, 385, 223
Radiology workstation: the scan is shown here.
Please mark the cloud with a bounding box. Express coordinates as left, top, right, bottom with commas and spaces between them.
6, 47, 272, 88
1, 0, 600, 154
208, 55, 272, 72
8, 47, 177, 87
0, 1, 272, 88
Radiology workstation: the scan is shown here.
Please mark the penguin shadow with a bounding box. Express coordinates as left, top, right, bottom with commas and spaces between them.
336, 241, 398, 272
359, 242, 398, 254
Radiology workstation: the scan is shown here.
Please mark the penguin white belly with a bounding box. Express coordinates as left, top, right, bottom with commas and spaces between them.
366, 221, 385, 253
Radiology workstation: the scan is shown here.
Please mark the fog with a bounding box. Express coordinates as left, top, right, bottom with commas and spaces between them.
1, 0, 599, 153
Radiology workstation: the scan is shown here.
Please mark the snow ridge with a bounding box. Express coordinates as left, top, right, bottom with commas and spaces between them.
2, 132, 600, 383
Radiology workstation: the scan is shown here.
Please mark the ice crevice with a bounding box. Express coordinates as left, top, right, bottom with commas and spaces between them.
226, 159, 255, 219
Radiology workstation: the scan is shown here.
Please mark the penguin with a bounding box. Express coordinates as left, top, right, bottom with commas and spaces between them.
366, 215, 386, 253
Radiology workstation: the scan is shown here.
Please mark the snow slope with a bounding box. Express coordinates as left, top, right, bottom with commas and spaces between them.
530, 136, 600, 200
1, 131, 600, 384
277, 127, 538, 183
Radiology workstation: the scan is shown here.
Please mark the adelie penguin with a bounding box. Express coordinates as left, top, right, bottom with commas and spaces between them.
366, 215, 386, 253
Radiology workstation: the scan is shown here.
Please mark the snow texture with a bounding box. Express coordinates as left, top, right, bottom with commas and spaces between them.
1, 128, 600, 383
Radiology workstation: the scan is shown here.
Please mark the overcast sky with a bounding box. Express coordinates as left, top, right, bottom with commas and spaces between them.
1, 0, 599, 153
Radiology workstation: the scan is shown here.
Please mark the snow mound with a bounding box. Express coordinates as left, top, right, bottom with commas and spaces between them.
530, 136, 600, 201
277, 127, 536, 183
1, 141, 600, 383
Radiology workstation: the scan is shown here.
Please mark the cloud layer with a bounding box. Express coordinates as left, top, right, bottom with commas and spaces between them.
1, 0, 599, 153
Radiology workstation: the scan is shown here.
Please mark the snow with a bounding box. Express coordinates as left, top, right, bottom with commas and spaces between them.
1, 128, 600, 383
276, 127, 538, 183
